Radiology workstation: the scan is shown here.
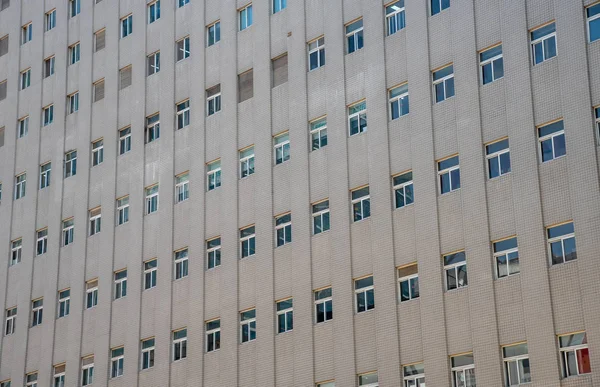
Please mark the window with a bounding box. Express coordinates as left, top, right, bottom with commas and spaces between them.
69, 43, 80, 65
547, 222, 577, 265
17, 116, 29, 138
355, 276, 374, 313
272, 54, 288, 87
348, 101, 367, 136
0, 382, 10, 387
310, 117, 327, 150
207, 85, 221, 116
480, 44, 504, 85
438, 155, 460, 194
274, 132, 290, 165
114, 270, 127, 300
386, 1, 406, 36
175, 100, 190, 129
403, 363, 425, 386
314, 287, 333, 323
239, 4, 253, 31
559, 332, 590, 378
69, 0, 80, 17
121, 15, 133, 38
93, 79, 105, 102
275, 213, 292, 247
389, 83, 409, 120
176, 36, 190, 61
588, 3, 600, 43
178, 0, 189, 7
240, 226, 256, 258
92, 139, 103, 166
120, 66, 132, 89
117, 196, 129, 225
393, 171, 414, 209
95, 29, 105, 52
207, 160, 221, 191
206, 319, 221, 352
174, 248, 189, 280
431, 0, 449, 15
79, 357, 94, 387
62, 219, 74, 246
0, 35, 7, 57
53, 364, 65, 387
596, 107, 600, 143
147, 51, 160, 75
146, 114, 160, 143
486, 138, 511, 178
240, 309, 256, 343
26, 374, 37, 387
10, 239, 21, 266
175, 172, 189, 203
444, 251, 468, 291
86, 280, 98, 309
58, 289, 70, 318
538, 120, 566, 162
148, 0, 160, 23
433, 65, 455, 103
31, 299, 43, 327
110, 348, 124, 378
0, 0, 7, 10
144, 259, 157, 290
239, 146, 255, 178
119, 127, 131, 155
317, 382, 335, 387
451, 354, 475, 387
503, 343, 530, 386
67, 92, 79, 114
359, 372, 378, 387
173, 329, 187, 361
308, 37, 325, 70
43, 105, 54, 126
398, 263, 419, 302
494, 237, 519, 279
44, 57, 55, 78
0, 182, 2, 202
207, 237, 221, 269
273, 0, 286, 13
351, 186, 370, 222
14, 173, 26, 200
0, 80, 5, 101
346, 19, 363, 54
207, 21, 220, 46
238, 69, 254, 102
312, 200, 330, 234
36, 228, 48, 255
5, 307, 16, 335
20, 69, 31, 90
64, 150, 77, 178
0, 128, 3, 147
22, 23, 32, 45
145, 185, 159, 214
276, 299, 293, 333
531, 22, 556, 65
141, 338, 155, 369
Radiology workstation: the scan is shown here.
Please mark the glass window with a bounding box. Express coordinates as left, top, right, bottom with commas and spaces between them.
274, 132, 290, 165
346, 19, 363, 54
145, 185, 159, 214
240, 146, 255, 178
92, 139, 104, 166
240, 309, 256, 343
5, 306, 17, 336
206, 319, 221, 352
393, 171, 414, 209
173, 328, 187, 361
117, 196, 129, 225
486, 139, 511, 178
386, 1, 406, 36
18, 116, 29, 138
531, 22, 557, 65
547, 222, 576, 265
14, 173, 26, 200
54, 364, 66, 387
114, 270, 127, 300
176, 36, 190, 61
207, 160, 222, 191
144, 259, 157, 290
69, 43, 80, 65
431, 0, 450, 16
310, 117, 327, 150
588, 3, 600, 43
148, 0, 160, 24
174, 248, 189, 280
315, 287, 333, 323
146, 114, 160, 143
110, 347, 124, 378
359, 372, 379, 387
58, 289, 70, 318
433, 65, 455, 103
559, 332, 591, 377
36, 228, 48, 255
276, 298, 293, 333
89, 207, 102, 236
21, 23, 33, 45
147, 52, 160, 75
273, 0, 286, 14
308, 37, 325, 71
312, 200, 330, 235
119, 127, 131, 155
403, 363, 425, 387
26, 373, 38, 387
275, 213, 292, 247
240, 226, 256, 258
46, 10, 57, 31
207, 237, 221, 269
31, 298, 43, 327
175, 172, 189, 203
10, 238, 22, 266
444, 251, 468, 291
207, 21, 221, 46
240, 4, 253, 31
43, 105, 54, 126
348, 100, 367, 136
121, 15, 133, 38
86, 280, 98, 309
62, 219, 74, 246
480, 44, 504, 85
207, 85, 221, 116
20, 69, 31, 90
64, 150, 77, 178
141, 338, 155, 369
352, 186, 370, 222
503, 343, 531, 386
68, 92, 79, 114
451, 354, 475, 387
494, 237, 519, 279
355, 276, 374, 313
438, 155, 460, 194
389, 83, 409, 120
69, 0, 80, 17
398, 264, 419, 302
538, 120, 566, 162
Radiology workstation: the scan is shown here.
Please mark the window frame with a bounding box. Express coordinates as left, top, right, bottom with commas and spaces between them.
67, 92, 79, 114
43, 104, 54, 126
117, 195, 129, 225
393, 170, 414, 209
5, 306, 17, 336
493, 236, 520, 279
358, 371, 379, 387
53, 364, 66, 386
587, 3, 600, 43
144, 259, 157, 290
64, 150, 77, 178
240, 225, 256, 258
530, 21, 557, 65
14, 173, 26, 200
147, 51, 160, 75
119, 127, 132, 155
20, 68, 31, 90
351, 186, 370, 222
437, 155, 460, 194
206, 85, 221, 116
44, 56, 56, 78
174, 248, 189, 280
239, 146, 255, 178
62, 218, 74, 246
443, 251, 468, 291
276, 298, 293, 334
275, 212, 292, 247
85, 279, 98, 309
69, 0, 81, 18
348, 100, 367, 136
345, 18, 364, 54
206, 159, 222, 191
432, 64, 455, 103
58, 288, 70, 318
310, 116, 327, 151
175, 172, 189, 203
314, 287, 333, 323
207, 20, 221, 47
145, 113, 160, 144
91, 139, 104, 166
274, 131, 290, 165
141, 338, 155, 370
89, 207, 101, 236
547, 221, 576, 265
273, 0, 286, 14
18, 115, 29, 138
430, 0, 450, 16
113, 269, 127, 300
398, 263, 419, 303
120, 14, 133, 39
10, 238, 21, 266
31, 298, 43, 327
386, 1, 406, 36
558, 332, 591, 378
206, 319, 221, 352
45, 9, 57, 31
239, 4, 253, 31
110, 347, 124, 378
354, 275, 375, 313
147, 0, 160, 24
26, 373, 38, 387
485, 138, 511, 179
537, 119, 566, 163
502, 343, 531, 386
172, 328, 188, 362
207, 237, 221, 270
312, 199, 330, 235
21, 23, 33, 45
479, 43, 504, 85
145, 184, 159, 215
308, 36, 325, 71
68, 42, 81, 65
36, 227, 48, 255
240, 308, 257, 343
176, 36, 190, 61
402, 363, 425, 387
451, 354, 475, 387
389, 83, 409, 120
176, 99, 190, 129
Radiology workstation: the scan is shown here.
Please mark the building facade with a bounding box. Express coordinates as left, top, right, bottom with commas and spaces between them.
1, 0, 600, 386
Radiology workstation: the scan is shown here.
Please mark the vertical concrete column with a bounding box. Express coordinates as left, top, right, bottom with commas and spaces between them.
501, 1, 560, 385
451, 0, 503, 385
555, 1, 600, 384
323, 1, 357, 386
362, 2, 402, 386
404, 0, 450, 385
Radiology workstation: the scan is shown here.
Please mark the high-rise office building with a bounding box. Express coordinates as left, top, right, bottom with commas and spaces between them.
1, 0, 600, 386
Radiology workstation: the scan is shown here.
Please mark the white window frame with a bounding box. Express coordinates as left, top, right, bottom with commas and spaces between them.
176, 100, 190, 129
62, 219, 74, 246
117, 196, 129, 225
530, 22, 557, 65
274, 132, 290, 165
121, 15, 133, 39
20, 68, 31, 90
58, 289, 70, 318
431, 0, 450, 15
559, 332, 590, 378
91, 139, 103, 166
148, 0, 160, 24
10, 238, 22, 266
119, 127, 132, 155
444, 251, 468, 291
308, 36, 325, 71
64, 150, 77, 178
438, 155, 460, 194
275, 213, 292, 247
46, 9, 57, 31
239, 146, 255, 178
67, 92, 79, 114
86, 280, 98, 309
5, 307, 17, 336
239, 4, 253, 31
547, 222, 576, 265
314, 287, 333, 323
174, 248, 189, 280
595, 106, 600, 144
358, 372, 379, 387
110, 347, 124, 378
310, 117, 327, 151
146, 114, 160, 143
144, 259, 157, 290
22, 23, 33, 45
207, 160, 221, 191
351, 186, 370, 222
538, 120, 565, 163
44, 56, 55, 78
53, 365, 65, 387
141, 338, 155, 369
348, 101, 367, 136
276, 298, 293, 334
26, 373, 38, 387
386, 1, 406, 36
485, 138, 511, 179
175, 172, 189, 203
240, 226, 256, 258
354, 276, 375, 313
39, 162, 51, 189
206, 319, 221, 352
389, 83, 409, 120
177, 36, 190, 61
273, 0, 286, 13
207, 237, 221, 270
403, 363, 425, 387
36, 228, 48, 255
398, 264, 419, 303
147, 51, 160, 75
69, 0, 81, 18
393, 171, 414, 209
114, 270, 127, 300
493, 237, 520, 279
43, 105, 54, 126
68, 43, 80, 65
178, 0, 190, 7
345, 19, 364, 54
479, 44, 504, 85
207, 20, 221, 47
89, 207, 101, 236
312, 200, 330, 235
451, 355, 475, 387
172, 328, 187, 361
18, 116, 29, 138
503, 344, 530, 386
240, 309, 256, 343
31, 298, 43, 327
588, 3, 600, 43
14, 173, 26, 200
206, 86, 221, 116
145, 184, 159, 214
433, 64, 455, 103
